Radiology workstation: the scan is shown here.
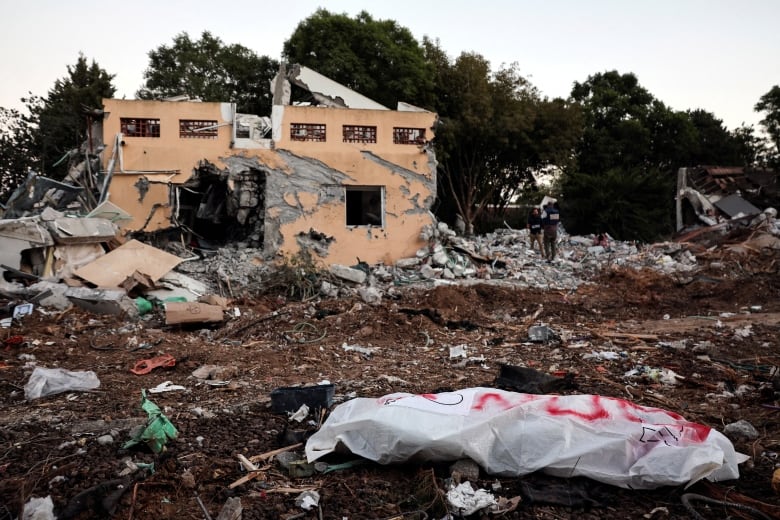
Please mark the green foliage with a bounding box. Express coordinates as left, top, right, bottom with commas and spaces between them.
562, 167, 674, 241
139, 31, 279, 115
565, 70, 761, 241
0, 103, 40, 203
283, 9, 434, 109
33, 54, 115, 179
430, 43, 582, 233
755, 85, 780, 168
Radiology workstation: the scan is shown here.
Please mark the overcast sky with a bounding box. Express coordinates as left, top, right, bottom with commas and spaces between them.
2, 0, 778, 131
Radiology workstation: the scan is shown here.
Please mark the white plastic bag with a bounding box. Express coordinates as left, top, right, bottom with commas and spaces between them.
306, 387, 746, 489
24, 367, 101, 400
22, 495, 55, 520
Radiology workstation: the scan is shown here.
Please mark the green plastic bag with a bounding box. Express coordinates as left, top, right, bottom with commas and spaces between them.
123, 390, 178, 453
135, 297, 153, 315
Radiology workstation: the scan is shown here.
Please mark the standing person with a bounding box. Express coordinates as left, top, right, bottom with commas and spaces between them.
526, 207, 543, 252
541, 201, 560, 262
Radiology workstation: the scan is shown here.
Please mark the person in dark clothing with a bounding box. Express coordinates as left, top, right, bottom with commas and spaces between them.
526, 207, 543, 252
541, 201, 560, 262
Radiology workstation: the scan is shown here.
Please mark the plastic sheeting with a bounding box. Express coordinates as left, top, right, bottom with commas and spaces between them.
306, 387, 746, 489
24, 367, 100, 400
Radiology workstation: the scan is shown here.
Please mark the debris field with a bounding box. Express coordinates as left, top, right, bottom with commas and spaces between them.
1, 229, 780, 520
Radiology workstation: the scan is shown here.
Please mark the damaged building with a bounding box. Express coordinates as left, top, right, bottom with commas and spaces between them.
676, 166, 778, 230
99, 64, 438, 265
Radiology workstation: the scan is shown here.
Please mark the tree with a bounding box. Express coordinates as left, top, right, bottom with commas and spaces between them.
430, 46, 582, 234
685, 109, 747, 166
755, 85, 780, 168
139, 31, 279, 115
32, 54, 115, 179
283, 9, 434, 109
0, 101, 41, 203
563, 166, 672, 241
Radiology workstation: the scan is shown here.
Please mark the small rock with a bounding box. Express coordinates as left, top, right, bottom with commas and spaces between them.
723, 419, 759, 440
96, 434, 114, 446
450, 458, 480, 483
181, 469, 196, 489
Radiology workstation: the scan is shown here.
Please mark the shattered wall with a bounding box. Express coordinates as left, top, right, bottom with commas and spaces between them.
267, 104, 437, 265
101, 90, 438, 265
101, 99, 238, 232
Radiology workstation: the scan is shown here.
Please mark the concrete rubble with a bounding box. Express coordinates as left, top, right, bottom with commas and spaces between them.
152, 206, 775, 302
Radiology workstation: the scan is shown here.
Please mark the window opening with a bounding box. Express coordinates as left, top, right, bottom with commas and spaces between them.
180, 119, 218, 138
236, 124, 251, 139
121, 118, 160, 138
290, 123, 326, 142
343, 125, 377, 143
393, 127, 425, 145
345, 186, 384, 226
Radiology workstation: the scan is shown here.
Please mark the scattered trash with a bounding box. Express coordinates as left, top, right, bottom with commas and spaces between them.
21, 496, 55, 520
528, 325, 552, 342
148, 381, 186, 394
270, 384, 335, 414
583, 350, 623, 361
131, 354, 176, 375
494, 364, 575, 394
449, 344, 468, 359
123, 390, 178, 453
342, 343, 376, 357
306, 387, 746, 489
215, 497, 242, 520
288, 404, 310, 422
446, 481, 496, 516
165, 301, 225, 325
24, 367, 101, 400
295, 490, 320, 510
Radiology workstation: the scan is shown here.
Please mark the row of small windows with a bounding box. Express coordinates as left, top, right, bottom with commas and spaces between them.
291, 123, 426, 145
120, 118, 219, 139
120, 118, 426, 145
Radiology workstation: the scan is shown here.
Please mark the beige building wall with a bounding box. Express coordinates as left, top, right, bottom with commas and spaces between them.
269, 105, 437, 265
100, 98, 437, 266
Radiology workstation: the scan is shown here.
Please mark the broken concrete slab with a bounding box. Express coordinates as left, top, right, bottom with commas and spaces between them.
48, 217, 118, 244
146, 272, 208, 302
74, 239, 182, 288
86, 200, 133, 224
51, 244, 105, 280
330, 264, 367, 284
64, 287, 138, 316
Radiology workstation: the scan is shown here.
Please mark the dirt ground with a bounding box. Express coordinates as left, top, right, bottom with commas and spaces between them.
1, 255, 779, 519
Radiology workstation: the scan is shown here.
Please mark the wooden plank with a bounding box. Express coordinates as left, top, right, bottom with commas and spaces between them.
165, 302, 224, 325
73, 239, 182, 287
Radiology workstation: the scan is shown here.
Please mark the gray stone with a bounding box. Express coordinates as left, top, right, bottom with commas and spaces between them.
450, 458, 480, 482
330, 264, 367, 284
358, 286, 382, 305
395, 257, 421, 268
419, 264, 439, 279
96, 434, 114, 446
723, 419, 759, 440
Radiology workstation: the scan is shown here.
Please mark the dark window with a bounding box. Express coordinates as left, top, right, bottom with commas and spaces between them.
121, 118, 160, 138
393, 127, 425, 145
179, 119, 218, 138
290, 123, 326, 142
343, 125, 377, 143
345, 186, 383, 226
